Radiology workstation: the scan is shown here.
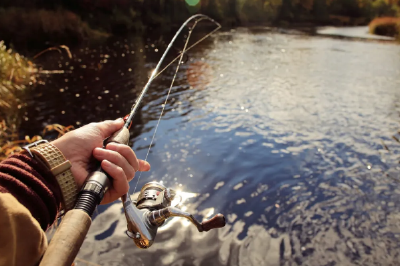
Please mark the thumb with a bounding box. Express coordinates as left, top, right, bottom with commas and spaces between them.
97, 118, 124, 139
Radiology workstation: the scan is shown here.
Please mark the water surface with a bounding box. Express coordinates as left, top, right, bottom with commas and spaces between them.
23, 28, 400, 265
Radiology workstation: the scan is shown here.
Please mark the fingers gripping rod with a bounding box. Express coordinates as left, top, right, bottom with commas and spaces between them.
40, 15, 222, 266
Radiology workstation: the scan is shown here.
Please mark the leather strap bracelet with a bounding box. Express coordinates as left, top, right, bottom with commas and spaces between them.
23, 140, 78, 211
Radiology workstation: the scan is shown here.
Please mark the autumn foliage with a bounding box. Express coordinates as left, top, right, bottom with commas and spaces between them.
369, 16, 400, 38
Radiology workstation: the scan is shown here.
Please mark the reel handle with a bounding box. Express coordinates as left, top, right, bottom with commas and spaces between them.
201, 213, 226, 232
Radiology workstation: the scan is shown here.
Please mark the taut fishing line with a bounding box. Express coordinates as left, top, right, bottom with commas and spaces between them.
132, 15, 221, 194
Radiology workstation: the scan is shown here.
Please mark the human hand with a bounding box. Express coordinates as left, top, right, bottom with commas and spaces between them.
52, 119, 150, 204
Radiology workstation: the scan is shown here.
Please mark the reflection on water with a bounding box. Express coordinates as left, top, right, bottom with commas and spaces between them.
27, 28, 400, 265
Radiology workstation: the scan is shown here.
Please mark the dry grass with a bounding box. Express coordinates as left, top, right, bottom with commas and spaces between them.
0, 121, 74, 161
0, 41, 37, 110
0, 42, 75, 162
369, 17, 400, 39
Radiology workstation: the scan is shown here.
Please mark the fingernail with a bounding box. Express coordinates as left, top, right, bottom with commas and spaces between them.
94, 147, 105, 154
102, 160, 111, 166
115, 118, 124, 123
143, 161, 151, 170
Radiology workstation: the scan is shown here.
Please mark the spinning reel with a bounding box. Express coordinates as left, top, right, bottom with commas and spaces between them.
122, 181, 226, 249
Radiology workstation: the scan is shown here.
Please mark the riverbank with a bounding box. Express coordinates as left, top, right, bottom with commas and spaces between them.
1, 0, 399, 50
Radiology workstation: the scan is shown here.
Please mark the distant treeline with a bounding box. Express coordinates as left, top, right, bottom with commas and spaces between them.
0, 0, 399, 47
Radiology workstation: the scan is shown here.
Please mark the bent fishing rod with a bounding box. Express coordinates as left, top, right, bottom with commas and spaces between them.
40, 14, 225, 266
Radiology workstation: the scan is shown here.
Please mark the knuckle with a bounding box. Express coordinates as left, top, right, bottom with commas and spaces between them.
88, 122, 98, 128
116, 166, 125, 176
108, 149, 122, 162
128, 167, 136, 179
122, 184, 129, 194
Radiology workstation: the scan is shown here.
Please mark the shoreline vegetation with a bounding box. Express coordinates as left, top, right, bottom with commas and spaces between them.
0, 0, 399, 50
369, 17, 400, 39
0, 0, 399, 160
0, 41, 74, 160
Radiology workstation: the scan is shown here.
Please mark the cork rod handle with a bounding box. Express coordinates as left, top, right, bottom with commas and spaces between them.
40, 209, 92, 266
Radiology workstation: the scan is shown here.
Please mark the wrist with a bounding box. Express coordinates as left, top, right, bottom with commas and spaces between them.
23, 140, 78, 211
52, 138, 70, 161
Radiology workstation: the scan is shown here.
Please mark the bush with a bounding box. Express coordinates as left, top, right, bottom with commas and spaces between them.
369, 17, 400, 39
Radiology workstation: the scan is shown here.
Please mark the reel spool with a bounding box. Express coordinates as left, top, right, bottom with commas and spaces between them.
122, 181, 226, 249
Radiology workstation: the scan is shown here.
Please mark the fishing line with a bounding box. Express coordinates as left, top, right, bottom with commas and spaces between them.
132, 17, 219, 194
108, 20, 220, 86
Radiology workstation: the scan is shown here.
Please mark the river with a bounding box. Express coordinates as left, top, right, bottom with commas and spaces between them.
22, 27, 400, 265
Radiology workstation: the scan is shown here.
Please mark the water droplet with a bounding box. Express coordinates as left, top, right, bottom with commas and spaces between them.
59, 88, 64, 92
109, 104, 113, 107
104, 90, 109, 94
95, 77, 100, 81
121, 53, 125, 57
281, 49, 286, 52
76, 121, 81, 125
367, 164, 372, 170
155, 49, 158, 52
98, 96, 102, 100
245, 109, 249, 112
75, 94, 80, 97
64, 79, 69, 82
128, 68, 132, 72
220, 74, 224, 77
241, 106, 244, 110
61, 110, 65, 114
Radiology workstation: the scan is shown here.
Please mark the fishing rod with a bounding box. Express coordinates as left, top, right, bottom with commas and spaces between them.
40, 14, 225, 266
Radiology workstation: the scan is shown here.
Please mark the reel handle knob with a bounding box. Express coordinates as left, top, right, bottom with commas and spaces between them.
201, 213, 226, 232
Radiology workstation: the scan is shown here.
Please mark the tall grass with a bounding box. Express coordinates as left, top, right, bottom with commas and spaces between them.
0, 41, 75, 162
0, 41, 36, 120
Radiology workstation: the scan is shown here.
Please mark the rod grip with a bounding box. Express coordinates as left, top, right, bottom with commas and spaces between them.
40, 209, 91, 266
201, 213, 226, 232
105, 126, 130, 146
